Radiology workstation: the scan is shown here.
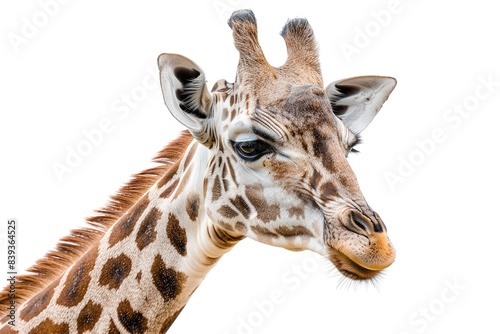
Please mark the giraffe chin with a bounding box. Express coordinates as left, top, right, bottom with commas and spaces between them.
328, 249, 384, 281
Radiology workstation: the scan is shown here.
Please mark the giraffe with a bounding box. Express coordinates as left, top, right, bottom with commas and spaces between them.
0, 9, 397, 333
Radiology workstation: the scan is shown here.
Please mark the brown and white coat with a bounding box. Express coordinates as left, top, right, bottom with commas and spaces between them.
0, 9, 396, 333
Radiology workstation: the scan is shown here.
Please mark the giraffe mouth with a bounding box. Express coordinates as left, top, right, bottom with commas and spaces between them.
328, 249, 383, 280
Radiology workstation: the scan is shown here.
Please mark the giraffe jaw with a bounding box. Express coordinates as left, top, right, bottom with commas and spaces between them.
328, 249, 384, 280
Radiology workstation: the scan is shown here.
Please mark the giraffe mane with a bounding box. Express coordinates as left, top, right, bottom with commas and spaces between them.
0, 130, 194, 315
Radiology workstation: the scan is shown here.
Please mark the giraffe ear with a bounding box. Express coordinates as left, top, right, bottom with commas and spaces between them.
326, 76, 396, 134
158, 53, 212, 133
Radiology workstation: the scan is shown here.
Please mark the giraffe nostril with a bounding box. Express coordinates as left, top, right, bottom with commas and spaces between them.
341, 210, 373, 236
352, 214, 369, 233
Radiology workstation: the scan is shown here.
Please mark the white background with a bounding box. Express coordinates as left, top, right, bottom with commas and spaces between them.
1, 1, 499, 333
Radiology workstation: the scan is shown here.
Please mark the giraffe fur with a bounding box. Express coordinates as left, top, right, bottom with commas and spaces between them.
0, 10, 397, 333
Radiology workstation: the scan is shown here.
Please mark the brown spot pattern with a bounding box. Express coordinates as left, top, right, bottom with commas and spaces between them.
160, 178, 180, 198
156, 159, 181, 189
136, 271, 142, 282
300, 137, 309, 152
108, 319, 121, 334
77, 300, 102, 333
99, 253, 132, 289
312, 127, 335, 172
251, 225, 279, 239
20, 277, 60, 321
212, 176, 222, 202
135, 207, 161, 251
288, 206, 305, 219
183, 140, 197, 166
28, 318, 69, 334
235, 222, 248, 234
245, 184, 281, 222
222, 107, 229, 120
320, 181, 339, 199
209, 157, 216, 174
218, 137, 225, 154
172, 166, 192, 200
217, 205, 239, 219
117, 299, 148, 333
151, 254, 187, 302
166, 213, 187, 256
57, 247, 97, 307
186, 192, 200, 221
218, 220, 235, 232
222, 172, 230, 192
230, 196, 251, 219
310, 168, 322, 190
226, 158, 237, 183
109, 199, 149, 247
275, 226, 314, 238
203, 177, 208, 197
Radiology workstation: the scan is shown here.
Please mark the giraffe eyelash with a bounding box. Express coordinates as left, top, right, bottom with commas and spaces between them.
348, 135, 362, 154
350, 147, 360, 154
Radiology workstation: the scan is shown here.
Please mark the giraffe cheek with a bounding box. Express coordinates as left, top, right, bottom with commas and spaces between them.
205, 205, 248, 238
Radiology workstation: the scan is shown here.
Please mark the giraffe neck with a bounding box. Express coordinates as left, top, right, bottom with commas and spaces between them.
14, 138, 241, 333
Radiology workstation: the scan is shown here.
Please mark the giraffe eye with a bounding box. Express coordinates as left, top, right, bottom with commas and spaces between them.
232, 140, 274, 161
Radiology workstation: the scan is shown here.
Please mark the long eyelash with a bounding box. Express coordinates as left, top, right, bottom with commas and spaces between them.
354, 134, 363, 146
350, 135, 362, 154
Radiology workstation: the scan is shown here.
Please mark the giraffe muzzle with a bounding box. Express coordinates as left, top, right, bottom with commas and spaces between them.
324, 208, 395, 280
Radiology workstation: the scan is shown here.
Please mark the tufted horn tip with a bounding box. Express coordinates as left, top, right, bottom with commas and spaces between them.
280, 17, 322, 84
228, 9, 271, 72
228, 9, 257, 29
280, 17, 312, 39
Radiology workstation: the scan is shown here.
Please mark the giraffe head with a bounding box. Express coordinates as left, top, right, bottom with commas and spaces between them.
158, 10, 396, 280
